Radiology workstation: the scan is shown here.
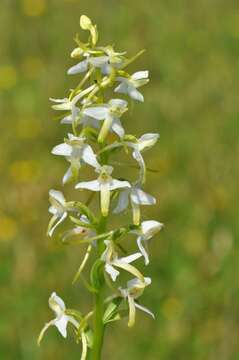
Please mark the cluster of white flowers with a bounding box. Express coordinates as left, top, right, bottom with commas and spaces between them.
39, 15, 163, 359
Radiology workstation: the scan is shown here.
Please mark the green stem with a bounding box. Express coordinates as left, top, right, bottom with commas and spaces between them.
91, 216, 107, 360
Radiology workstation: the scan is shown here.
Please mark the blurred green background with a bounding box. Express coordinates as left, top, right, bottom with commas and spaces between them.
1, 0, 239, 359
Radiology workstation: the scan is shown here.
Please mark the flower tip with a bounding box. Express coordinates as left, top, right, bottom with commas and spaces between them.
80, 15, 92, 30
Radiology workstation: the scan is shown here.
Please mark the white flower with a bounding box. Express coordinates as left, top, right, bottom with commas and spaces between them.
38, 292, 79, 344
127, 133, 159, 183
101, 240, 143, 281
132, 220, 163, 265
119, 277, 154, 327
114, 184, 156, 225
48, 190, 70, 237
75, 165, 130, 216
67, 46, 126, 76
83, 99, 128, 141
106, 133, 159, 183
50, 85, 95, 124
115, 71, 149, 102
62, 215, 96, 242
52, 133, 100, 184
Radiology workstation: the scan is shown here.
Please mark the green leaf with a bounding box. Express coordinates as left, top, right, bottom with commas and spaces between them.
103, 297, 122, 324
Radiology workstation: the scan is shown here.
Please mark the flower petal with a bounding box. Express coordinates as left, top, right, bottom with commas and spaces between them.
135, 303, 155, 319
89, 56, 109, 67
109, 179, 131, 191
52, 143, 72, 157
49, 189, 66, 205
48, 212, 67, 237
54, 315, 68, 338
131, 71, 149, 81
131, 188, 156, 205
112, 260, 144, 281
82, 145, 100, 168
83, 106, 109, 120
111, 118, 125, 138
128, 86, 144, 102
114, 82, 128, 94
120, 252, 142, 264
63, 166, 73, 185
67, 60, 88, 75
138, 133, 159, 152
113, 189, 129, 213
137, 236, 149, 265
105, 263, 120, 282
75, 180, 101, 191
132, 150, 146, 183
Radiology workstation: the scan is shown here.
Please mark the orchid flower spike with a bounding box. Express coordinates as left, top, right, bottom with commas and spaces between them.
101, 240, 143, 282
52, 133, 100, 184
114, 183, 156, 225
75, 165, 130, 216
119, 277, 154, 327
38, 292, 79, 344
47, 190, 73, 237
132, 220, 164, 265
115, 71, 149, 102
83, 99, 128, 142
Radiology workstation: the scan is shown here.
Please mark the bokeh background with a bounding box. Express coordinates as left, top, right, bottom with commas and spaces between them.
1, 0, 239, 359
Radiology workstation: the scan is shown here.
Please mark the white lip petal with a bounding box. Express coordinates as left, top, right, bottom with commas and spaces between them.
109, 179, 131, 191
131, 188, 156, 205
134, 303, 155, 319
51, 143, 72, 157
83, 106, 109, 120
131, 71, 149, 81
67, 60, 89, 75
75, 180, 101, 191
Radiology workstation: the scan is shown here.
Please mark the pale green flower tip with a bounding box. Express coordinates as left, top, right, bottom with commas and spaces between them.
71, 47, 83, 58
80, 15, 92, 30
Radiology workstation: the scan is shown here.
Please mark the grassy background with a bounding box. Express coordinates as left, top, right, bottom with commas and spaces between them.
0, 0, 239, 359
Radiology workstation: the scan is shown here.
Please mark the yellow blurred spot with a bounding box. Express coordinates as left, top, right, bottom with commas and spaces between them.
0, 216, 18, 241
162, 297, 183, 320
22, 0, 46, 17
0, 65, 17, 90
9, 160, 39, 183
21, 57, 44, 79
16, 117, 42, 139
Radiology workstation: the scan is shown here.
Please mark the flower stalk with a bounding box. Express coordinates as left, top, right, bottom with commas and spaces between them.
38, 15, 163, 359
